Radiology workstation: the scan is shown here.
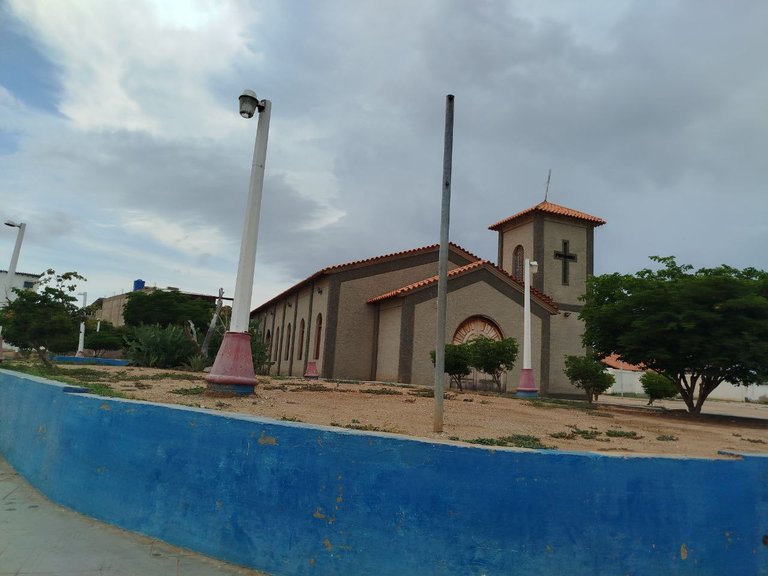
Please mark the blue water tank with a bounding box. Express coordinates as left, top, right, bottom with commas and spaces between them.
133, 279, 145, 291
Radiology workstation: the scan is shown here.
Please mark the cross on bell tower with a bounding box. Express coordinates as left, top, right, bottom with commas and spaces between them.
554, 240, 577, 285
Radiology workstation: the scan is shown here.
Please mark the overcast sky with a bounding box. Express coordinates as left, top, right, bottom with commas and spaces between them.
1, 0, 766, 308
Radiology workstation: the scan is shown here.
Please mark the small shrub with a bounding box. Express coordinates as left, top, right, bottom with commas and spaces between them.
656, 434, 679, 442
183, 354, 209, 372
125, 325, 197, 369
640, 371, 678, 405
563, 354, 615, 403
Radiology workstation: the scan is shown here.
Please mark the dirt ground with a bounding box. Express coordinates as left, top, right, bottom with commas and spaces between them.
65, 365, 768, 459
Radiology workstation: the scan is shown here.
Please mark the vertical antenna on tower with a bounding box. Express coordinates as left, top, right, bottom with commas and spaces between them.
544, 169, 552, 202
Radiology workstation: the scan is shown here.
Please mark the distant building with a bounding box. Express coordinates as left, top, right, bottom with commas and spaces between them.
0, 270, 42, 306
92, 281, 231, 327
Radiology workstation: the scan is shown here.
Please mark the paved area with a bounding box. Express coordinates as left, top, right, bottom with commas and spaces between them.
601, 394, 768, 420
0, 457, 269, 576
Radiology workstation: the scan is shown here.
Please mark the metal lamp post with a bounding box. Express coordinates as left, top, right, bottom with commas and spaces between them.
206, 89, 271, 395
517, 258, 539, 397
3, 220, 26, 304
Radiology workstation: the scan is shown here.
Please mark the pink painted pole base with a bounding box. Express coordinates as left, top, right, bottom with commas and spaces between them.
304, 360, 319, 379
205, 331, 257, 395
516, 368, 539, 398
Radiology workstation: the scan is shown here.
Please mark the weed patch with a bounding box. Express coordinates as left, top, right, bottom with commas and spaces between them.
360, 388, 403, 395
606, 429, 644, 439
656, 435, 679, 442
169, 386, 206, 395
466, 435, 554, 450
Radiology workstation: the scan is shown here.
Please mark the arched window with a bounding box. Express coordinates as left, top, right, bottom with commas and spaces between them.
313, 313, 323, 360
284, 324, 292, 361
452, 316, 504, 344
274, 327, 280, 361
265, 330, 272, 360
297, 319, 305, 360
512, 245, 525, 280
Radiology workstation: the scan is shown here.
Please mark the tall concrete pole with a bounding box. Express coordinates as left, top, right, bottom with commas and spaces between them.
3, 222, 26, 303
517, 259, 539, 397
230, 101, 271, 333
434, 94, 454, 433
76, 292, 87, 357
206, 92, 271, 395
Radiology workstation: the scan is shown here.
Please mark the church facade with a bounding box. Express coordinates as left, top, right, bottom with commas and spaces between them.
251, 201, 605, 396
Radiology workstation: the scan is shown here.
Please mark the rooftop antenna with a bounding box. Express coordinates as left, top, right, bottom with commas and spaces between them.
544, 169, 552, 202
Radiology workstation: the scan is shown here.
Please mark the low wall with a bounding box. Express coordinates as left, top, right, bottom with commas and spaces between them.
0, 369, 766, 575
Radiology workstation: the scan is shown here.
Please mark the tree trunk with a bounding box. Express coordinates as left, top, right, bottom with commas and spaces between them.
36, 347, 53, 368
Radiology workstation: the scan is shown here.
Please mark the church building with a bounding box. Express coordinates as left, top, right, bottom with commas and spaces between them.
251, 201, 605, 396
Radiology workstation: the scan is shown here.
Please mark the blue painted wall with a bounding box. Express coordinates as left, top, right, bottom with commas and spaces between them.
1, 370, 766, 575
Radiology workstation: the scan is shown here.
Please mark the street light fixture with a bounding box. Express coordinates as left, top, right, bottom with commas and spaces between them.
206, 90, 272, 395
3, 220, 26, 304
517, 258, 539, 397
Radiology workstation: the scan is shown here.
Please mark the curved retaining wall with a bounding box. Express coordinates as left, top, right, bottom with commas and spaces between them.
0, 370, 766, 575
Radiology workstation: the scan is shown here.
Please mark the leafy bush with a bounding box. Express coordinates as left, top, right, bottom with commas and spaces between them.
563, 354, 615, 403
430, 343, 472, 390
640, 371, 678, 405
84, 323, 126, 357
125, 324, 197, 368
467, 336, 519, 391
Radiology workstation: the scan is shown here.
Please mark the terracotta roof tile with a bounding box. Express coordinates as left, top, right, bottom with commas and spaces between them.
252, 243, 481, 313
489, 201, 606, 231
319, 242, 481, 274
367, 260, 558, 313
602, 353, 645, 372
367, 261, 486, 303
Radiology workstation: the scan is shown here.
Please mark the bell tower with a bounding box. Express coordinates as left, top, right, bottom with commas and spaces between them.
489, 200, 606, 395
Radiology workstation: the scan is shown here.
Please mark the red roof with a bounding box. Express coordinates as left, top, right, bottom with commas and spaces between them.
252, 243, 481, 313
367, 260, 558, 313
319, 242, 481, 274
602, 354, 644, 372
489, 201, 606, 231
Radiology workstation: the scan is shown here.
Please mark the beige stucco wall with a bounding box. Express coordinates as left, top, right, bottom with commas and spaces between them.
375, 303, 402, 382
95, 294, 130, 327
332, 261, 456, 380
258, 278, 329, 377
499, 221, 534, 277
540, 218, 589, 306
546, 312, 587, 395
409, 281, 543, 389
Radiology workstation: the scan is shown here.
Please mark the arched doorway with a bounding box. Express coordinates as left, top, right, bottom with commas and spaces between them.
452, 316, 506, 392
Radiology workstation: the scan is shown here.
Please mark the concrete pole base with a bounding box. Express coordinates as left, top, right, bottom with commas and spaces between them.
205, 332, 257, 395
516, 368, 539, 398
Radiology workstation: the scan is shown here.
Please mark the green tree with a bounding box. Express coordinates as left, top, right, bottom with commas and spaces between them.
640, 371, 678, 405
467, 336, 519, 392
580, 257, 768, 414
430, 343, 472, 390
563, 354, 615, 403
123, 290, 214, 331
84, 322, 126, 357
0, 270, 86, 367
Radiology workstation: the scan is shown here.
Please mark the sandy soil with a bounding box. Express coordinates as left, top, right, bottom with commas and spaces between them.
66, 365, 768, 459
